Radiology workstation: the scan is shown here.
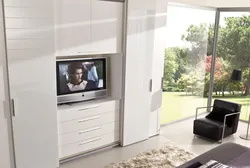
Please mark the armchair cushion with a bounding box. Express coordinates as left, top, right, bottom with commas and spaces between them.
194, 118, 232, 141
206, 107, 234, 127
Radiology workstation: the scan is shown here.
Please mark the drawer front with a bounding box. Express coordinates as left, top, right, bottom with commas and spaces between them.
59, 111, 119, 134
58, 100, 120, 123
58, 142, 78, 159
58, 121, 119, 146
59, 131, 119, 159
78, 131, 119, 153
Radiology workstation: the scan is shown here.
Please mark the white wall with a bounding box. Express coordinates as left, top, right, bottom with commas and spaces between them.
168, 0, 250, 7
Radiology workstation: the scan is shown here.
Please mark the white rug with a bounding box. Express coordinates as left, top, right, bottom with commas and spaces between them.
105, 144, 196, 168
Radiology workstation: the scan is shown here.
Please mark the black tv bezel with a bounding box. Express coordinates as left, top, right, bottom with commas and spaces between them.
56, 57, 107, 96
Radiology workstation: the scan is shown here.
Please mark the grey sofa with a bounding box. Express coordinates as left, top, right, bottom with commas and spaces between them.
177, 143, 250, 168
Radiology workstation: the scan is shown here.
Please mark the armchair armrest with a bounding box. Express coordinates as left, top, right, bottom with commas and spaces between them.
221, 111, 241, 143
195, 106, 213, 120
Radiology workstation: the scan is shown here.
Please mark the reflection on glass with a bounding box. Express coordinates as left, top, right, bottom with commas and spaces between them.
161, 5, 215, 124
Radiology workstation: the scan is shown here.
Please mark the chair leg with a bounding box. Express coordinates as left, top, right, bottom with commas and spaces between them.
219, 134, 224, 143
221, 125, 226, 144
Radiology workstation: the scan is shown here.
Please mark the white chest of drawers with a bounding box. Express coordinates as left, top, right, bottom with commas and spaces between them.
57, 99, 120, 159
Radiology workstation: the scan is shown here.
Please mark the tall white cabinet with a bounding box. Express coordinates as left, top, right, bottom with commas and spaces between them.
122, 0, 166, 146
123, 0, 154, 146
1, 0, 59, 167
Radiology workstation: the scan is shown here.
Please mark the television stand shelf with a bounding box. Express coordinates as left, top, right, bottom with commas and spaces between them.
57, 97, 121, 160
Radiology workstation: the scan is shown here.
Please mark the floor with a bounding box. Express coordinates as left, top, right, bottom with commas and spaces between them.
59, 135, 170, 168
60, 117, 250, 168
161, 116, 250, 155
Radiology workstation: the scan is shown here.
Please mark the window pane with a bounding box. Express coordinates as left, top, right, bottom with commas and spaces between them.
161, 4, 215, 124
212, 12, 250, 121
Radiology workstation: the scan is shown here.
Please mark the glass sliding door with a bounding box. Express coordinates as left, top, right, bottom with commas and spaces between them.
211, 11, 250, 121
161, 4, 216, 124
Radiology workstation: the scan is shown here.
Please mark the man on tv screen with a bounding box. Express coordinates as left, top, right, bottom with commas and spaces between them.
66, 62, 97, 92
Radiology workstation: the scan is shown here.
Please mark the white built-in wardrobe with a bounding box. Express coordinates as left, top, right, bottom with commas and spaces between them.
0, 0, 167, 167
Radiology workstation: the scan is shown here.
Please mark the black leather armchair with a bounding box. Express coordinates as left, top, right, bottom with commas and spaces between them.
193, 99, 241, 142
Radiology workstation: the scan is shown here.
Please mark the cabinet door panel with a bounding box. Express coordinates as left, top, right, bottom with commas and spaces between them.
0, 1, 11, 167
149, 2, 167, 136
4, 1, 58, 168
91, 0, 123, 54
123, 9, 154, 146
55, 0, 91, 56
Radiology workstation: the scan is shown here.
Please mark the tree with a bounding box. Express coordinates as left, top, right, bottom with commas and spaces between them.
181, 24, 214, 96
170, 47, 188, 82
205, 55, 223, 73
219, 15, 250, 95
163, 47, 188, 84
163, 48, 178, 84
182, 16, 250, 96
205, 56, 227, 96
166, 16, 250, 95
213, 71, 230, 97
177, 68, 206, 96
182, 23, 214, 67
228, 81, 244, 95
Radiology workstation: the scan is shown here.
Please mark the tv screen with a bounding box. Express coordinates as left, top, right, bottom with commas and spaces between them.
56, 58, 106, 96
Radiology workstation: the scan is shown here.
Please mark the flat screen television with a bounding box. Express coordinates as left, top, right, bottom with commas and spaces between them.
56, 57, 107, 104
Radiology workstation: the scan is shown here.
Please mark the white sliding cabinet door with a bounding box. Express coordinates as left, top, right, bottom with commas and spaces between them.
122, 0, 156, 146
149, 0, 167, 136
3, 0, 58, 167
0, 1, 11, 167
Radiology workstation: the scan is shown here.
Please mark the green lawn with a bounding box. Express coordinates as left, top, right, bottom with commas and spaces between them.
161, 92, 250, 125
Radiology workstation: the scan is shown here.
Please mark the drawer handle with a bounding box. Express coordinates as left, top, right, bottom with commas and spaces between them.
78, 116, 100, 123
79, 137, 102, 146
78, 105, 101, 111
78, 127, 101, 134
